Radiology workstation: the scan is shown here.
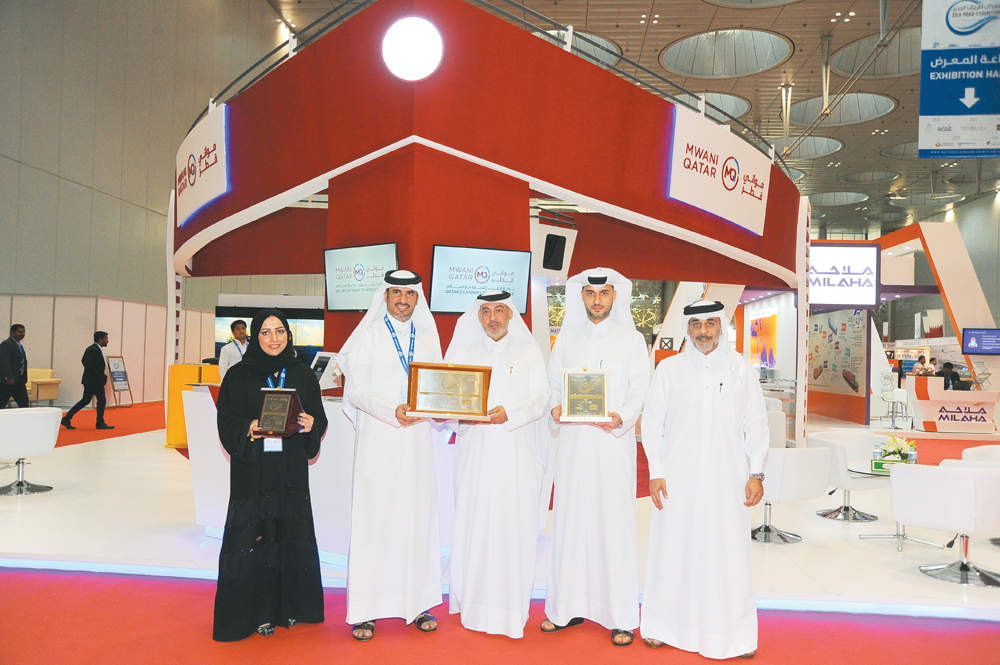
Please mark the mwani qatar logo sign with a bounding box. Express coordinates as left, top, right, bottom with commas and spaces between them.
667, 106, 771, 235
175, 104, 230, 227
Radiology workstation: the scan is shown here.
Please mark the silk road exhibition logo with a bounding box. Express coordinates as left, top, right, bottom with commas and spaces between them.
946, 1, 1000, 35
722, 156, 739, 191
475, 266, 490, 284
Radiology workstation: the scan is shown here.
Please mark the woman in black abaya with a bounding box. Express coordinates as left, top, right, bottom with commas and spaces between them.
212, 309, 328, 641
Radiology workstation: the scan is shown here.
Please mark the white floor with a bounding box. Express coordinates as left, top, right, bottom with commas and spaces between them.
2, 427, 1000, 622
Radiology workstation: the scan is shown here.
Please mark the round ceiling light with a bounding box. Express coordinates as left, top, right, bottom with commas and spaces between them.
768, 136, 843, 160
809, 192, 869, 206
839, 171, 900, 184
831, 27, 921, 79
789, 93, 896, 127
674, 92, 751, 121
880, 141, 919, 159
660, 29, 792, 79
382, 17, 443, 82
945, 171, 1000, 185
889, 193, 966, 207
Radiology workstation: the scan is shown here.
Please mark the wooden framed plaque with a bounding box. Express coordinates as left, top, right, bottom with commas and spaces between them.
561, 369, 612, 422
406, 362, 492, 421
257, 388, 303, 436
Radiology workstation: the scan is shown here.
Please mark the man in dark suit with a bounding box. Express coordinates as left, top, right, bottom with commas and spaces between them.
0, 324, 29, 408
61, 331, 114, 430
936, 362, 964, 391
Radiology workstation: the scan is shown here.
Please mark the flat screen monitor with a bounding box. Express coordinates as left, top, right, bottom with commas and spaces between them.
324, 242, 398, 311
429, 245, 531, 314
808, 243, 880, 307
962, 328, 1000, 355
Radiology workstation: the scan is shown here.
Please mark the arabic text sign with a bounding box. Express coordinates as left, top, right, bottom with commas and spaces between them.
809, 244, 879, 307
919, 0, 1000, 158
176, 104, 230, 226
324, 243, 398, 311
667, 106, 771, 236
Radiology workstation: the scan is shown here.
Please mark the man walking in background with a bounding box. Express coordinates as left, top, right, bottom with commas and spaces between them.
61, 331, 114, 430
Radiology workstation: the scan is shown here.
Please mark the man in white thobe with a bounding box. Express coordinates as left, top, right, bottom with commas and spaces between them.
338, 270, 443, 641
543, 268, 649, 647
217, 319, 248, 379
444, 290, 549, 639
640, 300, 768, 659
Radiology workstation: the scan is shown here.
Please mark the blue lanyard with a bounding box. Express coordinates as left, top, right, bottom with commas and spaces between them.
235, 341, 245, 358
266, 368, 287, 390
384, 315, 416, 374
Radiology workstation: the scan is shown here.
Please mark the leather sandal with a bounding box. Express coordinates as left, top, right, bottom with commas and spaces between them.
540, 617, 584, 633
644, 638, 665, 648
414, 612, 437, 633
739, 651, 756, 659
256, 623, 274, 636
352, 621, 375, 641
611, 629, 634, 646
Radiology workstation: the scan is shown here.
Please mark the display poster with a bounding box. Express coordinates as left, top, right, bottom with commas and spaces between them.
809, 244, 879, 307
107, 356, 129, 392
749, 307, 778, 369
667, 106, 771, 236
919, 0, 1000, 158
176, 104, 230, 226
324, 243, 398, 310
807, 310, 868, 397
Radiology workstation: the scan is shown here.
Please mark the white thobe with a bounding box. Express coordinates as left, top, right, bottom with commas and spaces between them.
345, 316, 443, 624
446, 335, 549, 638
640, 343, 769, 659
545, 318, 649, 630
217, 340, 247, 379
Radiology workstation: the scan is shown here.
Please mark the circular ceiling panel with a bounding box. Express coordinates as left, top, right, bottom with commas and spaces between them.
830, 27, 921, 79
674, 92, 751, 122
782, 167, 806, 182
889, 193, 966, 207
809, 192, 869, 206
810, 211, 826, 219
865, 212, 912, 222
880, 141, 919, 159
789, 93, 896, 127
660, 29, 792, 79
769, 136, 843, 160
540, 30, 621, 68
945, 171, 1000, 185
839, 171, 900, 184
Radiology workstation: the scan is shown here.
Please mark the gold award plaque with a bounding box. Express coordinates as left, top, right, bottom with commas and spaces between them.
257, 388, 303, 436
406, 362, 492, 421
561, 369, 612, 422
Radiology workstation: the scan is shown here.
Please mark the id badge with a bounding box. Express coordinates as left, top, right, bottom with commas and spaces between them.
263, 437, 283, 452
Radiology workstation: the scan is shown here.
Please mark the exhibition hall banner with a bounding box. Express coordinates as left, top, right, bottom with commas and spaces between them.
808, 310, 869, 397
667, 106, 771, 235
919, 0, 1000, 158
176, 105, 230, 226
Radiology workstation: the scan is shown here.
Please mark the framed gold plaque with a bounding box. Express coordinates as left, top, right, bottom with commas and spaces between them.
560, 369, 612, 422
406, 362, 492, 421
257, 388, 303, 436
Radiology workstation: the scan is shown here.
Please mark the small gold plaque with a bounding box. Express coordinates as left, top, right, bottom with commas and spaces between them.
257, 388, 303, 436
561, 369, 612, 422
406, 362, 492, 421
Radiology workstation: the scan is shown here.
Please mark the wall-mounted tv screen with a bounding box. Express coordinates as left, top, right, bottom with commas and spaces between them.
324, 242, 398, 311
962, 328, 1000, 355
809, 243, 880, 307
429, 245, 531, 314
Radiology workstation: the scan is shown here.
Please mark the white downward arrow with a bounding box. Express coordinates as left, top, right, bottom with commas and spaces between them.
960, 87, 980, 109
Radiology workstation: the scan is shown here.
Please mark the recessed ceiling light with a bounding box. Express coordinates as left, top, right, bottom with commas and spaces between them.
652, 20, 658, 23
881, 297, 887, 301
887, 251, 894, 255
654, 14, 659, 18
835, 12, 842, 16
767, 292, 773, 295
848, 11, 856, 16
640, 20, 645, 23
831, 18, 837, 22
641, 14, 646, 17
844, 18, 850, 22
904, 246, 911, 249
895, 295, 901, 298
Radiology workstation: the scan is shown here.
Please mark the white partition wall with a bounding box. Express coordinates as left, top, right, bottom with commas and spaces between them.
122, 301, 147, 403
144, 305, 167, 403
12, 295, 55, 370
51, 296, 98, 408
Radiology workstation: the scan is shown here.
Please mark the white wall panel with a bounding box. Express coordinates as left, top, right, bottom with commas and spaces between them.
0, 295, 11, 335
12, 295, 54, 369
144, 304, 167, 402
201, 308, 215, 361
0, 157, 19, 293
178, 308, 187, 363
121, 301, 147, 402
52, 296, 97, 407
96, 297, 124, 356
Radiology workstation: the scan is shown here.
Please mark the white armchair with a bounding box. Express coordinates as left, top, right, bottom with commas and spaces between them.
751, 447, 831, 544
764, 397, 783, 412
767, 410, 787, 449
0, 407, 61, 495
806, 431, 889, 522
890, 463, 1000, 587
963, 445, 1000, 464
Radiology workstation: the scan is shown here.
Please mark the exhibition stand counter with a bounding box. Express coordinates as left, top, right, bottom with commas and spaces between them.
906, 376, 999, 434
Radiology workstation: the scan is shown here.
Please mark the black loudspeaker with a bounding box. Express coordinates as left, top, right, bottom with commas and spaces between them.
542, 234, 567, 271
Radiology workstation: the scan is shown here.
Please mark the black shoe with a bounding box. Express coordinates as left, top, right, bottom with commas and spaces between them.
61, 418, 75, 430
96, 423, 115, 430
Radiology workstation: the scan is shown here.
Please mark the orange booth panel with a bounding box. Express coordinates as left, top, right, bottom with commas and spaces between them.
166, 364, 219, 448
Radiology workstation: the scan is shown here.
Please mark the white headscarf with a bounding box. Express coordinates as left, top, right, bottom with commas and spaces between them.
681, 299, 730, 355
561, 267, 635, 330
337, 270, 441, 424
445, 291, 534, 360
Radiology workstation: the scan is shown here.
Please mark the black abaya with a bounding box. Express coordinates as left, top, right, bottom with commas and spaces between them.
212, 360, 329, 642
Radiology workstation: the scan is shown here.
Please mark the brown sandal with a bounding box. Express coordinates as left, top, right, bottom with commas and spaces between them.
415, 612, 437, 633
352, 621, 375, 641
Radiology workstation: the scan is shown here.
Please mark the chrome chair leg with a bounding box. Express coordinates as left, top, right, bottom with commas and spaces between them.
0, 458, 53, 496
990, 537, 1000, 548
752, 502, 802, 544
920, 535, 1000, 587
887, 401, 902, 430
817, 489, 878, 522
859, 521, 944, 552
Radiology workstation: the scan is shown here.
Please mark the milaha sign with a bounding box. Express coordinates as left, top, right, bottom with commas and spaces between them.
809, 244, 880, 307
176, 104, 230, 227
667, 105, 771, 235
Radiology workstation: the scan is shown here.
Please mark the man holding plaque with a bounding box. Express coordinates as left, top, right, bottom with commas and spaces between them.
640, 300, 767, 659
543, 268, 650, 647
444, 290, 549, 639
338, 270, 444, 641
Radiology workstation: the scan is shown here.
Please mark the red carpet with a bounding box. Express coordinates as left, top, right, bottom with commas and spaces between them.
55, 401, 165, 448
0, 570, 996, 665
